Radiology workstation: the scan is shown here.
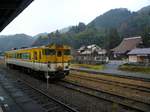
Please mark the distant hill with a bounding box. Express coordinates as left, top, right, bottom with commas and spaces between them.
59, 26, 71, 33
32, 5, 150, 49
138, 5, 150, 14
119, 5, 150, 37
0, 34, 34, 51
88, 6, 150, 37
88, 8, 132, 29
32, 35, 49, 46
33, 32, 49, 39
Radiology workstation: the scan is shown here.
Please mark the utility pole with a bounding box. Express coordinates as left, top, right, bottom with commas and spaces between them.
45, 54, 50, 89
45, 70, 49, 89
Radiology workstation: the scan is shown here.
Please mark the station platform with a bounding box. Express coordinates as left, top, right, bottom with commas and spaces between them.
0, 75, 44, 112
0, 84, 22, 112
0, 107, 3, 112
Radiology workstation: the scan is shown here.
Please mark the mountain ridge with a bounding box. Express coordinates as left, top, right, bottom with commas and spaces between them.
1, 5, 150, 50
0, 34, 34, 51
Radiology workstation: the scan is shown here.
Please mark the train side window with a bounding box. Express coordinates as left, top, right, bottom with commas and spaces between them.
22, 53, 30, 60
29, 53, 31, 59
17, 54, 19, 59
20, 54, 22, 59
15, 53, 17, 58
12, 53, 15, 58
17, 53, 22, 59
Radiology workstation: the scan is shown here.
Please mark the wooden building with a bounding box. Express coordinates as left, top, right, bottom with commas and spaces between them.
128, 48, 150, 64
75, 44, 108, 64
111, 36, 143, 59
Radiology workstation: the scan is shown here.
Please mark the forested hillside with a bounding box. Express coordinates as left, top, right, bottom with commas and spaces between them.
32, 5, 150, 49
88, 8, 132, 29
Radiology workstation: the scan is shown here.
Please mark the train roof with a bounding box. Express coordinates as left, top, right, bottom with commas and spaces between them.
5, 45, 71, 53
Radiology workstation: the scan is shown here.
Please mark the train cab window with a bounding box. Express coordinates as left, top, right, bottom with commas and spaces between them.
64, 49, 71, 55
57, 51, 62, 57
43, 49, 56, 55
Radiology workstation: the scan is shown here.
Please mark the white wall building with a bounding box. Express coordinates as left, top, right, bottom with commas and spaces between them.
128, 48, 150, 64
76, 44, 108, 64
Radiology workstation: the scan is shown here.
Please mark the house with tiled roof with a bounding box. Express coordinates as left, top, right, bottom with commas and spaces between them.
128, 48, 150, 64
111, 36, 143, 58
75, 44, 108, 64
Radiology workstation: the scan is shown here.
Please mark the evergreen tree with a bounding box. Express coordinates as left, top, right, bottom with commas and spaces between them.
78, 22, 86, 32
105, 28, 121, 50
142, 26, 150, 47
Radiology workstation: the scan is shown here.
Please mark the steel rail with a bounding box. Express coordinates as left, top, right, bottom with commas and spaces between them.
16, 79, 79, 112
70, 73, 150, 93
58, 80, 150, 112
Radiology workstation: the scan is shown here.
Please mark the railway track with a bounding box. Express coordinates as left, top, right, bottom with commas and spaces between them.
58, 80, 150, 112
15, 79, 79, 112
70, 68, 150, 82
69, 73, 150, 93
67, 72, 150, 105
1, 65, 150, 112
0, 68, 78, 112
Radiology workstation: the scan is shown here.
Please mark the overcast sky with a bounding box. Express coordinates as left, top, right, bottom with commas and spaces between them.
1, 0, 150, 36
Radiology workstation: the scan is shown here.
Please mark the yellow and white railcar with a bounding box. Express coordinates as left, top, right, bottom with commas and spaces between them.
4, 44, 71, 79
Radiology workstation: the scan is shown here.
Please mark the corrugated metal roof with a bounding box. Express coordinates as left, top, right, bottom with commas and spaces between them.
128, 48, 150, 55
78, 44, 106, 55
0, 0, 33, 31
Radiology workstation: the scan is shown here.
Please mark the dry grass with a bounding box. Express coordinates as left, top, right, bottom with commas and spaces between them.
71, 63, 105, 70
70, 71, 150, 88
65, 76, 150, 103
65, 71, 150, 103
119, 64, 150, 74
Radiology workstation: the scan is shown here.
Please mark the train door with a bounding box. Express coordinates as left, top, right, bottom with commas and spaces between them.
39, 50, 42, 70
33, 51, 38, 61
33, 51, 38, 70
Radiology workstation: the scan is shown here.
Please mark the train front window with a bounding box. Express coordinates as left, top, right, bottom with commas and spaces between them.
57, 51, 62, 57
43, 49, 56, 55
64, 49, 71, 55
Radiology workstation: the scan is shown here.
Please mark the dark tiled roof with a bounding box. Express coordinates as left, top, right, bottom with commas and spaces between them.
78, 44, 106, 55
111, 36, 142, 54
128, 48, 150, 55
0, 0, 33, 31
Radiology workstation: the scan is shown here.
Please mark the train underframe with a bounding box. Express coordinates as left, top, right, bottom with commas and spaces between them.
6, 63, 69, 80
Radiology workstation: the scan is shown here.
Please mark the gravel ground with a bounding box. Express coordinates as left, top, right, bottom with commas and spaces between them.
70, 71, 150, 88
68, 71, 150, 104
0, 63, 139, 112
